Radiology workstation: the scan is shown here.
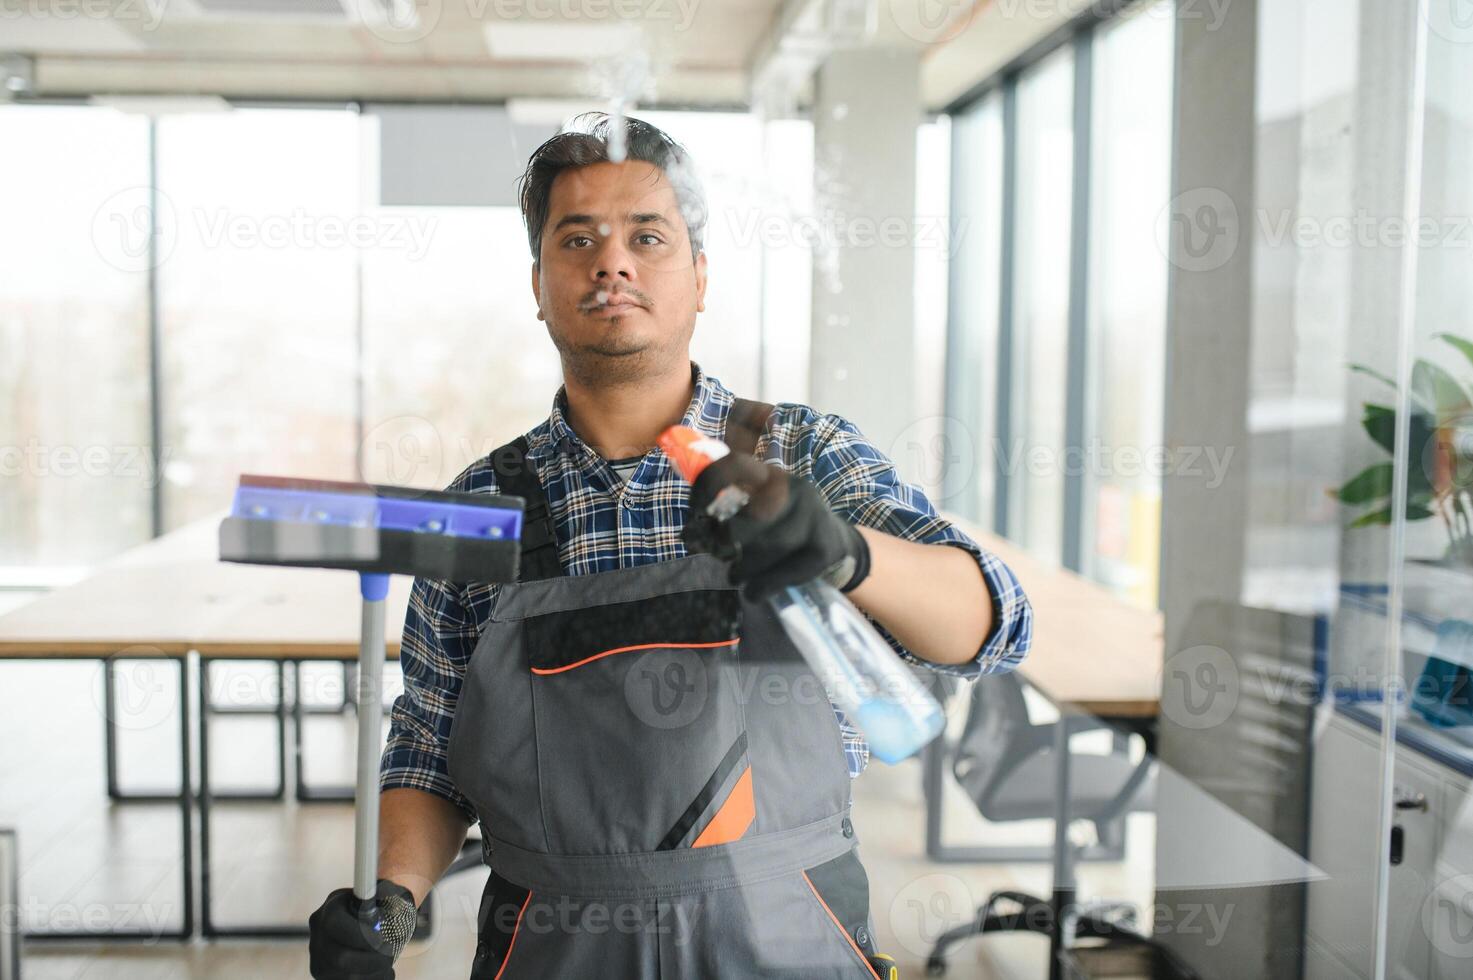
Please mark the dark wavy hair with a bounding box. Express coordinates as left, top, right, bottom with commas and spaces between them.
517, 112, 707, 263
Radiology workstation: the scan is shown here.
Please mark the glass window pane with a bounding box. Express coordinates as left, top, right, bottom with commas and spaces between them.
155, 108, 361, 530
1391, 15, 1473, 980
946, 93, 1005, 524
640, 111, 767, 399
0, 105, 153, 570
1084, 4, 1175, 606
360, 206, 562, 488
1009, 46, 1076, 563
757, 118, 815, 405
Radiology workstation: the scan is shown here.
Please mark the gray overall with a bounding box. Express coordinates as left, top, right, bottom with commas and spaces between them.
444, 400, 885, 979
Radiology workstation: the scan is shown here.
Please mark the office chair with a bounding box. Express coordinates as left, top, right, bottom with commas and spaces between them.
924, 671, 1190, 977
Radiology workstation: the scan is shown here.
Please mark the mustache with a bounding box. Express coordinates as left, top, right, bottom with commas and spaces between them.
577, 286, 653, 312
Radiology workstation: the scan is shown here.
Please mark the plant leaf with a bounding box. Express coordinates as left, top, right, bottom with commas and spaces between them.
1437, 333, 1473, 371
1349, 506, 1393, 528
1362, 404, 1437, 493
1363, 404, 1397, 454
1336, 462, 1394, 504
1350, 363, 1400, 391
1348, 499, 1437, 528
1412, 359, 1473, 416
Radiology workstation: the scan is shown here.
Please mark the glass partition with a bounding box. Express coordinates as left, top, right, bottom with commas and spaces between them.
0, 105, 153, 571
1387, 6, 1473, 977
1008, 46, 1076, 564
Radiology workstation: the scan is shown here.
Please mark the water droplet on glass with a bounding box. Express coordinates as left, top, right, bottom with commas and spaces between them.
608, 100, 628, 163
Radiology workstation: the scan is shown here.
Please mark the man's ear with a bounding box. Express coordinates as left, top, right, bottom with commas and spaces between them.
694, 250, 708, 314
531, 261, 543, 321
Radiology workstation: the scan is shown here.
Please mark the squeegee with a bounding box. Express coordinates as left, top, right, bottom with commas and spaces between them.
219, 473, 523, 943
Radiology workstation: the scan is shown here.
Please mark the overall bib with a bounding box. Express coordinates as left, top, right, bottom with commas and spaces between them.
444, 400, 885, 979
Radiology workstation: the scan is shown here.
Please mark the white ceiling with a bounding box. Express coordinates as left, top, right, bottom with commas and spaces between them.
3, 0, 1085, 109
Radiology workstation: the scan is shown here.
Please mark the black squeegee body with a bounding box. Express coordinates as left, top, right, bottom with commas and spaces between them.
218, 473, 524, 583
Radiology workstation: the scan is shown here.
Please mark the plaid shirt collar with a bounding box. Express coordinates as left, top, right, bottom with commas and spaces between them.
538, 360, 735, 464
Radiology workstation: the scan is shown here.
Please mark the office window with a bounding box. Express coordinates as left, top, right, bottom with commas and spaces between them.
945, 94, 1005, 523
0, 105, 153, 571
1084, 5, 1174, 606
360, 207, 562, 488
1008, 47, 1076, 562
756, 119, 815, 405
155, 108, 361, 529
641, 110, 767, 399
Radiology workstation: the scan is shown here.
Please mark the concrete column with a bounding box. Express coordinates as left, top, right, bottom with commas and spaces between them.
1154, 0, 1266, 973
808, 47, 921, 462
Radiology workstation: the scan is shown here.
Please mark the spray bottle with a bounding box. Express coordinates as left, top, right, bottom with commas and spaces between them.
659, 426, 945, 764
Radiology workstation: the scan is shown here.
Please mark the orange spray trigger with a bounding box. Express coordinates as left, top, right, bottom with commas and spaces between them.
657, 426, 731, 484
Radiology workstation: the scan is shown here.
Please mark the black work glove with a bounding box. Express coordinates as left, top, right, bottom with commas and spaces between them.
308, 879, 418, 980
683, 451, 871, 601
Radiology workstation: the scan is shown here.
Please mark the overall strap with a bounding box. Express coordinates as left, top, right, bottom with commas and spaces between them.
490, 436, 563, 583
725, 397, 774, 458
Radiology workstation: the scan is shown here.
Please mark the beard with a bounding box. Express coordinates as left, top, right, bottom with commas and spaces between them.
549, 317, 667, 387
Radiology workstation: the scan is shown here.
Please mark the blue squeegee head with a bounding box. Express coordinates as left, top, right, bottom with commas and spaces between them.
218, 473, 525, 584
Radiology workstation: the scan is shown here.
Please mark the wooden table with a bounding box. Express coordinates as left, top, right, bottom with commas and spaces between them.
0, 517, 415, 941
0, 517, 412, 660
965, 525, 1164, 718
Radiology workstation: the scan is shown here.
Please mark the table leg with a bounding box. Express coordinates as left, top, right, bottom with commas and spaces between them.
294, 659, 365, 803
1048, 712, 1075, 980
27, 655, 193, 942
101, 658, 181, 803
198, 659, 286, 802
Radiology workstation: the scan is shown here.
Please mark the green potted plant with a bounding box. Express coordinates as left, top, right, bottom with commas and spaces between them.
1335, 332, 1473, 566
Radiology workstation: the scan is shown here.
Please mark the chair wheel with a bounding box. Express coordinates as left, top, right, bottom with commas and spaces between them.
925, 955, 948, 976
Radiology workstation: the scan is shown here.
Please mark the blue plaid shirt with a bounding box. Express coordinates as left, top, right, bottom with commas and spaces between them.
381, 364, 1033, 822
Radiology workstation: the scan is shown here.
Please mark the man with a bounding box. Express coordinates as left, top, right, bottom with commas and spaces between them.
310, 114, 1032, 979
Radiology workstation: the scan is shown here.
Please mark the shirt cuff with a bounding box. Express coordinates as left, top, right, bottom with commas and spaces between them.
892, 540, 1033, 681
379, 725, 479, 826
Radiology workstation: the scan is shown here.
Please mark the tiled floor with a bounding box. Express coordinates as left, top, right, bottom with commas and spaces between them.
2, 659, 1155, 979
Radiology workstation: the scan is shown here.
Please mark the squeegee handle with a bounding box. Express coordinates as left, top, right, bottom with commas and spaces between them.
353, 573, 391, 907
